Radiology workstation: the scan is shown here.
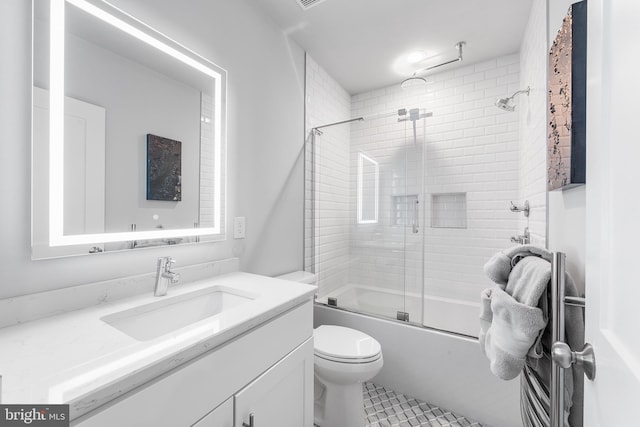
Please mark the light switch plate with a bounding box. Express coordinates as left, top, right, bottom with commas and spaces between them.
234, 217, 246, 239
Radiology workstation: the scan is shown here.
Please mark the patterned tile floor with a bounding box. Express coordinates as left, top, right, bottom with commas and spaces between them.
363, 382, 489, 427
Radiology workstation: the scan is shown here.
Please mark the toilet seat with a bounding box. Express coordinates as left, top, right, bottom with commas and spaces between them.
315, 351, 381, 364
314, 325, 381, 364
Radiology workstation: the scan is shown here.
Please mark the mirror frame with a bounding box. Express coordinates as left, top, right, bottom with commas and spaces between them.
37, 0, 227, 249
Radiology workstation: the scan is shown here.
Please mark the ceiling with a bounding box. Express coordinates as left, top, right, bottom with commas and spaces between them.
253, 0, 534, 94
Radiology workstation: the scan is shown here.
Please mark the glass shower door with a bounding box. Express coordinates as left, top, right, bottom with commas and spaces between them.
307, 108, 425, 324
348, 112, 407, 320
397, 109, 425, 324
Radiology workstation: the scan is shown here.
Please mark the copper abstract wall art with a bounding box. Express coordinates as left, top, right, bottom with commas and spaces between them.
547, 0, 587, 191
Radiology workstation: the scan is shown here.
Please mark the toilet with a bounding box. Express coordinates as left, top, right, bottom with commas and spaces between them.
275, 272, 384, 427
313, 325, 383, 427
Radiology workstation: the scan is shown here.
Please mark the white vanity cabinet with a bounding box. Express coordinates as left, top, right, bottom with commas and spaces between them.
234, 338, 314, 427
72, 301, 314, 427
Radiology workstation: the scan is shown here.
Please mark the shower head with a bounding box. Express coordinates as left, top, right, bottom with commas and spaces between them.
401, 75, 428, 89
495, 97, 516, 112
494, 86, 530, 112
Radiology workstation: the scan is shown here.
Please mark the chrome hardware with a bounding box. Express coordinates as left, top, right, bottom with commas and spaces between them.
327, 297, 338, 307
242, 413, 254, 427
397, 311, 409, 322
510, 227, 530, 244
550, 252, 566, 427
130, 223, 137, 249
88, 246, 103, 253
564, 295, 586, 308
412, 199, 420, 234
154, 257, 180, 297
509, 200, 530, 217
552, 342, 596, 381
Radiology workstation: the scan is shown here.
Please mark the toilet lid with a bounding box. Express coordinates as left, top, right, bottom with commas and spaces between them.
314, 325, 381, 361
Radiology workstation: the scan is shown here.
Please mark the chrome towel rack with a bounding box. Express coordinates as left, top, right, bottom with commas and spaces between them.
549, 252, 595, 427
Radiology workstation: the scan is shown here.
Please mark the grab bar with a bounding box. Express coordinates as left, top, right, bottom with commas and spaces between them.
412, 199, 419, 234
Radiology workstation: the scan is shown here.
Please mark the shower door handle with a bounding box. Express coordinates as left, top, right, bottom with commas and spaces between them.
412, 199, 419, 234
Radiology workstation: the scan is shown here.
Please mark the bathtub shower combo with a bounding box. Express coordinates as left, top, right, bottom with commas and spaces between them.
307, 106, 493, 338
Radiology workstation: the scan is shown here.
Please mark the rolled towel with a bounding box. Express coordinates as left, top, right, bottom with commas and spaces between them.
482, 285, 547, 380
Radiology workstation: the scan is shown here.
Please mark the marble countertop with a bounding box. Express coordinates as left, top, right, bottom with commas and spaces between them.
0, 272, 316, 419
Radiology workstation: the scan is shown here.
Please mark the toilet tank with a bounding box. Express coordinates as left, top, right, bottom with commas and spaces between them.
276, 271, 317, 284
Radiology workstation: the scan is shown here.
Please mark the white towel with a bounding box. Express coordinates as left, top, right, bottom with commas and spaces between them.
480, 285, 546, 380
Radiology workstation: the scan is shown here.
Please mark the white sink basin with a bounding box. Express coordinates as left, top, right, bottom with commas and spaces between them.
101, 286, 256, 341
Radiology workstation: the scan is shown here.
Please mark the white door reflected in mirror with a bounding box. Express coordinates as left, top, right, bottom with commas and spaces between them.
32, 87, 106, 258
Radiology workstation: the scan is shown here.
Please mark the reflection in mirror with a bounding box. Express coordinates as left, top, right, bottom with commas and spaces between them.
357, 152, 379, 224
32, 0, 226, 258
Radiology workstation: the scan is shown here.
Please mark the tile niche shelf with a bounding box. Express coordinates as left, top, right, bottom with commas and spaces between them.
430, 193, 467, 229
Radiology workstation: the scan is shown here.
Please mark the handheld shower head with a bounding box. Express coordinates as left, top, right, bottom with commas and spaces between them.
495, 86, 530, 112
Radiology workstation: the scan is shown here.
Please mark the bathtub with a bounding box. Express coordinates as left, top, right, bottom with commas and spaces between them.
314, 303, 521, 427
318, 283, 482, 337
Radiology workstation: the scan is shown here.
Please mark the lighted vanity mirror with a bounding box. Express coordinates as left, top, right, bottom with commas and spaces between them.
32, 0, 227, 258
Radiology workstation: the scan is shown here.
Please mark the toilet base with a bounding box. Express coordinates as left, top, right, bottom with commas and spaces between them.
314, 375, 365, 427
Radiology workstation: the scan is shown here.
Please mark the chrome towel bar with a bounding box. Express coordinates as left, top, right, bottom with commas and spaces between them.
549, 252, 595, 427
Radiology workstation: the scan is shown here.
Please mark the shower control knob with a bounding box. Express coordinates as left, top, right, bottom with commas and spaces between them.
551, 342, 596, 381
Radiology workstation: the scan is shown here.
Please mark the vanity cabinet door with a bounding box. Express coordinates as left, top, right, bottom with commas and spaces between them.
191, 398, 232, 427
235, 338, 314, 427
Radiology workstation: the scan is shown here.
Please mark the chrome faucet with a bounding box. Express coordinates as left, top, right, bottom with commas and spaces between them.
154, 257, 180, 297
510, 200, 530, 217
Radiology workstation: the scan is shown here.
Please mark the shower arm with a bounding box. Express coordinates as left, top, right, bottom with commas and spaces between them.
409, 41, 465, 77
508, 87, 531, 101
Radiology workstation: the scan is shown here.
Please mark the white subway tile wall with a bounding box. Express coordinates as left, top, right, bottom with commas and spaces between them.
519, 0, 547, 246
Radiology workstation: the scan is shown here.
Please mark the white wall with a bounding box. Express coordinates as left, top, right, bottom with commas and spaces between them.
519, 0, 548, 247
0, 0, 304, 299
546, 0, 586, 294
